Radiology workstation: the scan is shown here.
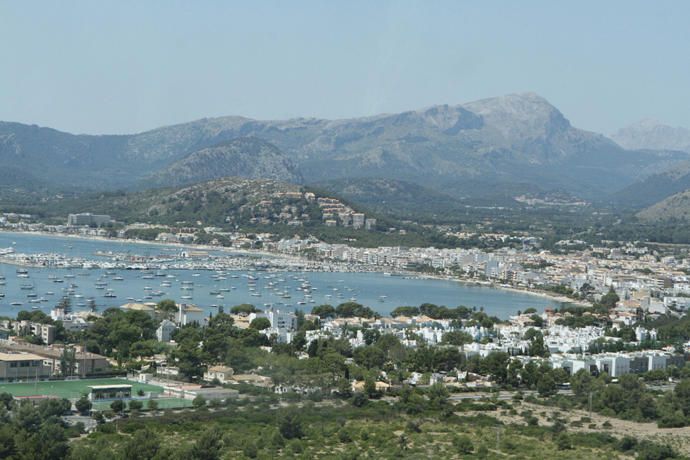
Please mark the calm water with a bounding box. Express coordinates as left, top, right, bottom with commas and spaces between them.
0, 232, 563, 318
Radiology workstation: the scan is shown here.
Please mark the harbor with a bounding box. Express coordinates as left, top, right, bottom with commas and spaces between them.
0, 232, 562, 318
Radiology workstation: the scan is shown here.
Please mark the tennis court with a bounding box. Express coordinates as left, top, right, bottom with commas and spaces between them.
0, 378, 164, 399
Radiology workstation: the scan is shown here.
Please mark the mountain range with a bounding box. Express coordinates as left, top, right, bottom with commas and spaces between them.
2, 92, 690, 214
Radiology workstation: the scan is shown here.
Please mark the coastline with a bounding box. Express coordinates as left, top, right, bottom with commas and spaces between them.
0, 229, 589, 310
412, 273, 590, 308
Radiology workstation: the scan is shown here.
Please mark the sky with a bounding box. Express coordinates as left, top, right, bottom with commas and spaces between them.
1, 0, 689, 135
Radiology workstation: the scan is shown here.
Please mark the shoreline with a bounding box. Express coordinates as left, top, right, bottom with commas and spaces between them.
0, 229, 589, 310
412, 273, 590, 308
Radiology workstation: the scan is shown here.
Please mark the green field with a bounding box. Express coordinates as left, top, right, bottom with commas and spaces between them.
0, 378, 164, 400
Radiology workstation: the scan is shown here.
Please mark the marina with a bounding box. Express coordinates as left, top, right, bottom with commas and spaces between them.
0, 232, 564, 318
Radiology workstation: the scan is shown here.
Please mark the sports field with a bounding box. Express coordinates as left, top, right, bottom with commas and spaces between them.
0, 378, 164, 399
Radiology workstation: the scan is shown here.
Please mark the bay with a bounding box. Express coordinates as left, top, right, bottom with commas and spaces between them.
0, 232, 563, 318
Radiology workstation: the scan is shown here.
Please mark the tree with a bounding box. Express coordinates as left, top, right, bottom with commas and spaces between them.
278, 411, 303, 439
15, 422, 69, 460
363, 377, 379, 398
525, 329, 548, 357
556, 433, 571, 450
123, 428, 160, 460
191, 427, 223, 460
311, 304, 336, 319
110, 400, 124, 414
128, 400, 143, 411
230, 304, 259, 315
537, 371, 557, 397
442, 330, 473, 346
453, 435, 474, 454
0, 392, 12, 410
156, 299, 177, 315
351, 392, 368, 407
75, 396, 92, 415
59, 347, 77, 377
147, 399, 159, 411
353, 346, 386, 369
600, 287, 620, 310
192, 395, 206, 409
249, 317, 271, 330
336, 378, 353, 399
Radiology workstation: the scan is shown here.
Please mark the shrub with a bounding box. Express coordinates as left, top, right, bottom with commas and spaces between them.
192, 395, 206, 408
453, 435, 474, 454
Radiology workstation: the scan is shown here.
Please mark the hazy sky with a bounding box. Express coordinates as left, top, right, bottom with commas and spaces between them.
1, 1, 689, 135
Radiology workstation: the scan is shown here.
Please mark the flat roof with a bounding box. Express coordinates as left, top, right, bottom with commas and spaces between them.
0, 352, 44, 362
120, 303, 155, 311
88, 384, 132, 390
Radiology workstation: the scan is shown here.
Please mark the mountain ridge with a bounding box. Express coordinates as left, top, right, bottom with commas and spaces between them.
1, 92, 688, 204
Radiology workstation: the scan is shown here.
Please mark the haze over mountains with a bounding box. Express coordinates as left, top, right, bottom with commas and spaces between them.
1, 92, 690, 213
611, 119, 690, 153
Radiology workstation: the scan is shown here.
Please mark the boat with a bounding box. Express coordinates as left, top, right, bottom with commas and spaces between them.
181, 295, 192, 300
113, 276, 124, 281
10, 302, 22, 307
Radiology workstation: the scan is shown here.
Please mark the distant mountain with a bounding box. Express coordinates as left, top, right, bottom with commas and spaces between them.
149, 137, 302, 187
611, 120, 690, 153
611, 161, 690, 209
1, 93, 687, 203
637, 189, 690, 222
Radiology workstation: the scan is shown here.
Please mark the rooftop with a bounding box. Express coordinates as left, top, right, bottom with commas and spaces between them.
0, 352, 44, 362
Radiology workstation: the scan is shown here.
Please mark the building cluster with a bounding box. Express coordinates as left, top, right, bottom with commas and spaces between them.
0, 319, 56, 344
316, 197, 376, 230
265, 240, 690, 326
0, 341, 110, 382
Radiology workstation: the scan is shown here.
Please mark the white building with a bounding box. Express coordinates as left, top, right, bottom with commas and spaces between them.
156, 320, 177, 342
203, 365, 234, 384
